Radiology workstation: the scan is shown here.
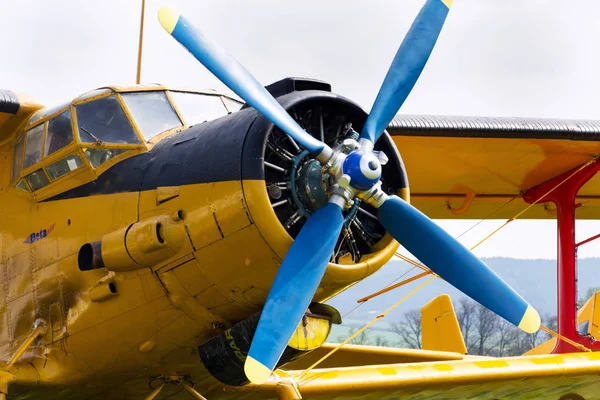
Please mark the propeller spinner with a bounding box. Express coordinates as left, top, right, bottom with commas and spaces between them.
159, 0, 540, 385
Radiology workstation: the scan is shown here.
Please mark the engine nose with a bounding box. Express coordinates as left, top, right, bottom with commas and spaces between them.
76, 79, 406, 329
246, 89, 406, 264
234, 88, 407, 307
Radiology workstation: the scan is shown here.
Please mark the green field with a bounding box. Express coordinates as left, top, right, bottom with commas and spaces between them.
327, 321, 403, 346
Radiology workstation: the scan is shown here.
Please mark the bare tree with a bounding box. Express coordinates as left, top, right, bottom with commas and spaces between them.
456, 297, 476, 351
578, 287, 600, 308
506, 313, 556, 355
374, 335, 390, 347
392, 309, 422, 349
385, 296, 559, 356
454, 297, 559, 357
342, 327, 371, 345
545, 314, 558, 332
493, 318, 518, 356
472, 302, 499, 355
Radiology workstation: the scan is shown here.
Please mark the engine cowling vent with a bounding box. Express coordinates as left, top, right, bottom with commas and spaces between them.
241, 77, 332, 111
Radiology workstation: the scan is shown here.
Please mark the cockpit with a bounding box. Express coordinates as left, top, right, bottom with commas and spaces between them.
11, 85, 242, 196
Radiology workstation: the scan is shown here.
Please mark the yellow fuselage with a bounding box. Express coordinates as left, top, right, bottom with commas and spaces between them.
0, 84, 400, 398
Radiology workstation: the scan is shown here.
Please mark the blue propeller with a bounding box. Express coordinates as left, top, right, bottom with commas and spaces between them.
378, 196, 540, 333
244, 203, 344, 383
361, 0, 452, 145
158, 7, 327, 157
159, 0, 540, 386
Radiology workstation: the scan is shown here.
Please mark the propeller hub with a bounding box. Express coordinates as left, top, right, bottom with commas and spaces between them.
342, 150, 382, 191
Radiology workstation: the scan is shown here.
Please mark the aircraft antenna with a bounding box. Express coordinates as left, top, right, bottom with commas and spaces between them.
136, 0, 146, 84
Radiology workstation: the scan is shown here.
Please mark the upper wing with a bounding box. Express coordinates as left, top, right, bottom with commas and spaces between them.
229, 351, 600, 400
388, 115, 600, 219
0, 90, 43, 144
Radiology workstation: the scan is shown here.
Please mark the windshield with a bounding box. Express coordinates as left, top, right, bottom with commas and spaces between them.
169, 92, 229, 126
121, 91, 183, 141
75, 95, 140, 144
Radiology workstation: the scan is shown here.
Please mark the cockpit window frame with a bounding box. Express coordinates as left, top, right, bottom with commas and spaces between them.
166, 90, 235, 127
121, 91, 184, 143
9, 85, 243, 200
222, 95, 244, 113
74, 94, 143, 146
12, 104, 83, 194
10, 99, 141, 196
17, 104, 76, 182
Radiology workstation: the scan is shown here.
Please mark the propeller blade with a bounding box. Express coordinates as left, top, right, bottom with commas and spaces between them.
245, 202, 344, 384
378, 195, 541, 333
158, 6, 326, 156
361, 0, 452, 144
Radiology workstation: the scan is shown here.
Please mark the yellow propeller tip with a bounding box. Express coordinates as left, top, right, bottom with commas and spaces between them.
441, 0, 453, 8
244, 356, 272, 384
158, 6, 180, 34
518, 305, 541, 333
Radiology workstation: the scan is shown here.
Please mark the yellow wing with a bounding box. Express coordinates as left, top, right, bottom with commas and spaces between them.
389, 115, 600, 219
224, 351, 600, 399
0, 90, 43, 143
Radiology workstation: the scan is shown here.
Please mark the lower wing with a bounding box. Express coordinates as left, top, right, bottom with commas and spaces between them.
228, 349, 600, 399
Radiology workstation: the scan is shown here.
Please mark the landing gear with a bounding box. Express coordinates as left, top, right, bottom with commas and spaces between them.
145, 376, 207, 400
0, 319, 47, 399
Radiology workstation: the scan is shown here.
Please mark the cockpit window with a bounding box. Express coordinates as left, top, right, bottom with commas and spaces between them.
24, 124, 45, 169
47, 154, 83, 180
121, 91, 182, 141
25, 169, 50, 191
12, 135, 24, 181
15, 179, 29, 192
169, 92, 228, 126
84, 148, 128, 168
75, 95, 140, 144
46, 110, 73, 157
223, 97, 243, 113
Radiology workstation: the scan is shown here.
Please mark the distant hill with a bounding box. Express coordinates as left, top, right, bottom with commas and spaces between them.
326, 257, 600, 325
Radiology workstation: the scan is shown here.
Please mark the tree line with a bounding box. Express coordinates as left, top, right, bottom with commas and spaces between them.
392, 298, 557, 356
337, 287, 599, 356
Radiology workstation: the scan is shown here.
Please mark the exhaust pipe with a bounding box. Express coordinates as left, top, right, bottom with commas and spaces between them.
78, 215, 186, 272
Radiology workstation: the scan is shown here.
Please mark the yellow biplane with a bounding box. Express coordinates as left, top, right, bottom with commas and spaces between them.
0, 0, 599, 398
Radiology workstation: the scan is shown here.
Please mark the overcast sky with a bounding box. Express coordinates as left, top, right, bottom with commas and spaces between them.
2, 0, 600, 259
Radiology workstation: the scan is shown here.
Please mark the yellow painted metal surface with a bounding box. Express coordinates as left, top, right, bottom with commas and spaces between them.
288, 316, 331, 351
421, 294, 467, 354
285, 343, 476, 371
232, 351, 600, 400
0, 135, 396, 398
579, 292, 600, 339
0, 92, 44, 145
392, 135, 600, 219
